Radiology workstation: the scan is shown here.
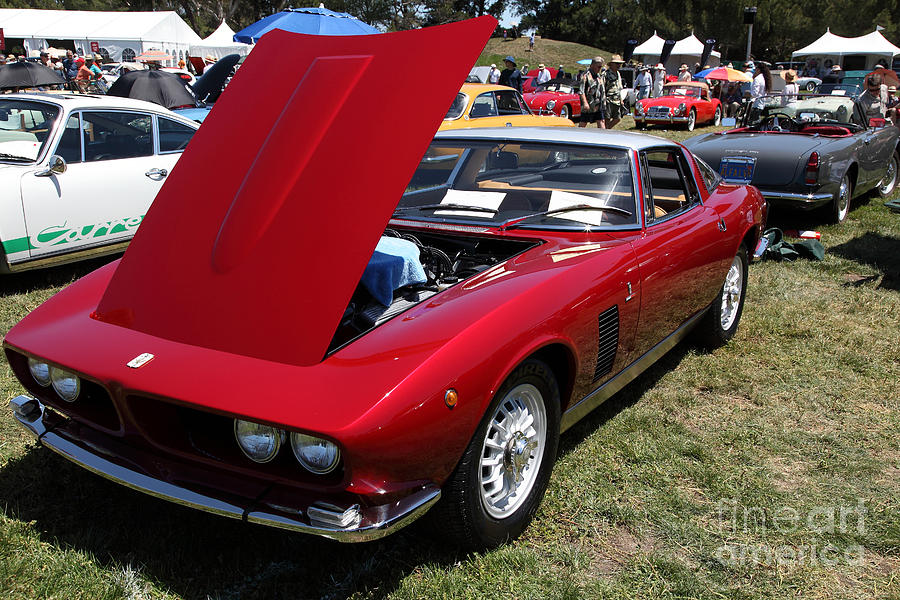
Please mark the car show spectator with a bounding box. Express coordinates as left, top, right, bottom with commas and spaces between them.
537, 63, 551, 85
724, 83, 744, 118
634, 65, 651, 100
578, 56, 606, 129
604, 54, 625, 128
678, 64, 692, 82
859, 73, 887, 119
821, 64, 843, 85
802, 59, 819, 78
557, 64, 567, 79
750, 61, 772, 119
63, 50, 78, 81
488, 63, 500, 84
529, 32, 535, 51
652, 63, 665, 97
781, 69, 799, 106
499, 56, 523, 93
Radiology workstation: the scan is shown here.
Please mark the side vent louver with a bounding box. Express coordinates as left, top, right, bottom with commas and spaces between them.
593, 305, 619, 383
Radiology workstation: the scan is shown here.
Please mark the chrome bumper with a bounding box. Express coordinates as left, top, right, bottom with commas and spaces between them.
633, 115, 689, 123
9, 395, 440, 543
758, 190, 832, 206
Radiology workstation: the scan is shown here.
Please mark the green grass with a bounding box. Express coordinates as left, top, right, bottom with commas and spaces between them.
1, 121, 898, 599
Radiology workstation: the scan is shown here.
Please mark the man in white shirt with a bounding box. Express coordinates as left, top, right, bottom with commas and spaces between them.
488, 63, 500, 84
536, 63, 551, 85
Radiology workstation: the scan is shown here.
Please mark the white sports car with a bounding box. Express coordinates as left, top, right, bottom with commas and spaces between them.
0, 93, 199, 273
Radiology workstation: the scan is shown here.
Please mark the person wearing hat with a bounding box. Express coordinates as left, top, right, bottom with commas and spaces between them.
678, 63, 692, 82
780, 69, 798, 106
821, 63, 843, 85
488, 62, 500, 84
537, 63, 551, 85
203, 54, 217, 73
557, 64, 567, 79
604, 54, 625, 128
652, 63, 666, 97
499, 56, 522, 93
578, 56, 606, 129
634, 64, 652, 100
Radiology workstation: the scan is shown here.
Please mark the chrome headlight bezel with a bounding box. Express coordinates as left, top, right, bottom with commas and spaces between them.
546, 99, 556, 110
28, 358, 52, 387
49, 366, 80, 402
290, 432, 341, 475
234, 419, 285, 464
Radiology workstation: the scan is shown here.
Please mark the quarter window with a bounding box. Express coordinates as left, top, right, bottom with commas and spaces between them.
158, 117, 195, 153
693, 154, 722, 194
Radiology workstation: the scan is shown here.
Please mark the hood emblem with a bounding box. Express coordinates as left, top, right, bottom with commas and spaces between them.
126, 353, 155, 369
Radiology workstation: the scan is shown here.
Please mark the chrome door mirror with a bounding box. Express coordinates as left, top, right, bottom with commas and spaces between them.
35, 155, 67, 177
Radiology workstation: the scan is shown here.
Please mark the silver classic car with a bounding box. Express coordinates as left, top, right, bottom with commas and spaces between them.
684, 93, 899, 222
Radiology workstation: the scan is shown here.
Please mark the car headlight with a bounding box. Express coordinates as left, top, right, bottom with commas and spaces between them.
546, 100, 556, 110
234, 419, 284, 463
49, 366, 80, 402
635, 103, 644, 115
673, 103, 686, 116
291, 432, 341, 474
28, 358, 51, 387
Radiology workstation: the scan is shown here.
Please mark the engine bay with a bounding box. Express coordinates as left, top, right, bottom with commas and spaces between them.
328, 229, 539, 353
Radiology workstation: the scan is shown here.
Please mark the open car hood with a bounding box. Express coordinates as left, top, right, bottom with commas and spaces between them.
93, 16, 497, 366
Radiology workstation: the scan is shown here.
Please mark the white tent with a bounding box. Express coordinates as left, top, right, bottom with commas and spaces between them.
189, 20, 252, 60
634, 32, 720, 73
792, 28, 900, 70
0, 8, 200, 66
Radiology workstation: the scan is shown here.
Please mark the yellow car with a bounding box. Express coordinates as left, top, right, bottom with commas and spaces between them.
441, 84, 573, 130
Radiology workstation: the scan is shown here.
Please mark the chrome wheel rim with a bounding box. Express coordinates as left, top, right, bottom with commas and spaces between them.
836, 177, 850, 221
878, 157, 897, 196
479, 383, 547, 519
720, 254, 744, 331
687, 110, 696, 131
714, 108, 721, 126
560, 105, 569, 119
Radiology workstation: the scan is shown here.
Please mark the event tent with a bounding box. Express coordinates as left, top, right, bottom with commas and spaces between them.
0, 8, 200, 66
189, 20, 252, 60
792, 28, 900, 70
633, 32, 721, 73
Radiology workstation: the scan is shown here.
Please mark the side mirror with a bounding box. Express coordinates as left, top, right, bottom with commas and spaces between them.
868, 117, 886, 128
721, 117, 737, 127
35, 155, 66, 177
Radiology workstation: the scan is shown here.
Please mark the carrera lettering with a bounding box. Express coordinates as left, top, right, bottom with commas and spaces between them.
30, 216, 144, 249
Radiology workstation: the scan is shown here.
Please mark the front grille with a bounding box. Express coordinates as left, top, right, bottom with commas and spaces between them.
593, 305, 619, 383
647, 106, 671, 117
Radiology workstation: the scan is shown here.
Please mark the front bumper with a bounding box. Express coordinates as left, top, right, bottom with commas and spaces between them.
9, 395, 440, 542
633, 115, 690, 123
757, 189, 832, 209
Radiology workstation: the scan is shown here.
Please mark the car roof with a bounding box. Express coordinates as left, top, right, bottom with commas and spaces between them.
434, 126, 677, 151
4, 92, 198, 124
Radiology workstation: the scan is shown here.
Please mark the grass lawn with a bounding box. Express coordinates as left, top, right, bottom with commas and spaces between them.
0, 118, 898, 599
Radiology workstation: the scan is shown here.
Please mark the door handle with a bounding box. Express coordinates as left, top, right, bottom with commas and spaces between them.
145, 168, 168, 179
625, 281, 635, 302
718, 218, 727, 232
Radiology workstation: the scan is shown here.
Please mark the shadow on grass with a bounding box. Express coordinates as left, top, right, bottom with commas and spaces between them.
0, 256, 118, 298
830, 231, 900, 291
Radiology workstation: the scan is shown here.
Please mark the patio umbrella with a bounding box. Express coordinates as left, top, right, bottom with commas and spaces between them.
135, 50, 174, 63
866, 67, 899, 88
107, 70, 197, 109
695, 66, 751, 82
576, 58, 593, 65
233, 6, 378, 44
0, 62, 65, 89
191, 53, 240, 104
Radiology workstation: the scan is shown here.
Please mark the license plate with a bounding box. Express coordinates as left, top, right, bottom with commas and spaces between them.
719, 157, 756, 184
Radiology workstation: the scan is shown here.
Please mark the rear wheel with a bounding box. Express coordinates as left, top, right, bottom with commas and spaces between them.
559, 104, 570, 120
686, 108, 697, 131
434, 359, 560, 549
805, 80, 817, 92
713, 106, 722, 126
831, 174, 852, 223
877, 151, 898, 198
695, 245, 748, 349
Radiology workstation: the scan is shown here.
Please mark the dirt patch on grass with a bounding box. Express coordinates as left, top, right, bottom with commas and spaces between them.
582, 525, 662, 577
768, 456, 808, 493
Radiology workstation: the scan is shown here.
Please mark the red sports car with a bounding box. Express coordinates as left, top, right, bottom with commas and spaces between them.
634, 81, 723, 131
523, 77, 582, 120
4, 19, 766, 549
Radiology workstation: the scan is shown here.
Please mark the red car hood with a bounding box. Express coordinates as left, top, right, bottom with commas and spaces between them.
91, 16, 496, 367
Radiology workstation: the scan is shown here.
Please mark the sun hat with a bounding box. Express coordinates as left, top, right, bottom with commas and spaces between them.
205, 54, 216, 63
782, 69, 797, 82
490, 63, 495, 68
504, 55, 516, 66
538, 63, 545, 69
655, 63, 664, 69
679, 63, 688, 70
831, 64, 842, 72
609, 54, 624, 63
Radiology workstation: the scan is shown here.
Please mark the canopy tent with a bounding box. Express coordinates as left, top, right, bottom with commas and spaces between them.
0, 8, 200, 66
633, 32, 721, 74
189, 20, 252, 60
792, 28, 900, 71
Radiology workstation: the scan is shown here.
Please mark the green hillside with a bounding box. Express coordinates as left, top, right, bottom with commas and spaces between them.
477, 36, 611, 74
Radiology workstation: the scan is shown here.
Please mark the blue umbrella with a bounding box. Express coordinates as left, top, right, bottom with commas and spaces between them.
576, 58, 593, 65
233, 6, 379, 43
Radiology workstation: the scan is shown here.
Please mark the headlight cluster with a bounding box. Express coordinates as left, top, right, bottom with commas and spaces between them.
234, 419, 341, 474
673, 103, 687, 117
546, 100, 556, 110
28, 358, 80, 402
635, 103, 644, 115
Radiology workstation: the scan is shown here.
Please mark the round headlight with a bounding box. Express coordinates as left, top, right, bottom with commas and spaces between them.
635, 103, 644, 115
291, 432, 341, 474
234, 419, 284, 463
50, 366, 80, 402
546, 100, 556, 110
28, 358, 51, 387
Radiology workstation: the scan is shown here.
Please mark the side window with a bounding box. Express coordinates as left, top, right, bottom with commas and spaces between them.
470, 93, 498, 118
82, 111, 153, 161
56, 114, 83, 164
495, 90, 527, 115
642, 148, 699, 222
158, 117, 195, 153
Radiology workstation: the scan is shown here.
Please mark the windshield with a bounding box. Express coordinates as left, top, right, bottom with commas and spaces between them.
664, 86, 702, 98
0, 100, 60, 163
747, 94, 859, 128
398, 141, 638, 230
444, 93, 467, 120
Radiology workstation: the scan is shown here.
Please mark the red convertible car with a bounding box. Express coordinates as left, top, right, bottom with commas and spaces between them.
4, 19, 766, 549
634, 81, 723, 131
523, 77, 582, 120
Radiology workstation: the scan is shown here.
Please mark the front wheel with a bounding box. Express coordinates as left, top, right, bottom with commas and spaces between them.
686, 108, 697, 131
805, 81, 817, 92
559, 104, 570, 120
877, 151, 898, 198
695, 245, 748, 349
713, 106, 722, 126
434, 359, 560, 549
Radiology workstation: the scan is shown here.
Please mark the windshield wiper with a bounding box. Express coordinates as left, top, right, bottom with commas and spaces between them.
393, 203, 499, 216
498, 204, 632, 231
0, 152, 33, 162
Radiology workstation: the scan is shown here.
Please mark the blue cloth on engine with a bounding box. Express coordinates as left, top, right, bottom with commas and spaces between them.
360, 237, 427, 306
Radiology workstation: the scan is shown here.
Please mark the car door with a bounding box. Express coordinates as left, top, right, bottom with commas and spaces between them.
630, 147, 729, 357
466, 90, 532, 127
19, 109, 183, 259
851, 101, 897, 192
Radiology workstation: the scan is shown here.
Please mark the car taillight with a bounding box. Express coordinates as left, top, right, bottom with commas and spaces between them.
805, 152, 819, 184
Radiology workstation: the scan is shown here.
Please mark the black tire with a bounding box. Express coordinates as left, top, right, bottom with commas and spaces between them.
805, 81, 817, 92
830, 174, 852, 223
877, 151, 899, 198
695, 245, 748, 349
433, 358, 560, 549
686, 108, 697, 131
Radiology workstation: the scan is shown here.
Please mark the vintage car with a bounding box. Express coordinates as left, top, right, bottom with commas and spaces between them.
523, 77, 582, 119
633, 81, 723, 131
797, 76, 822, 92
4, 19, 766, 549
0, 93, 199, 273
684, 92, 900, 222
442, 83, 572, 130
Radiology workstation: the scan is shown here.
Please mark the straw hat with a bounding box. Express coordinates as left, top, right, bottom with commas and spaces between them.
609, 54, 624, 64
538, 63, 545, 69
655, 63, 665, 70
205, 54, 216, 63
679, 63, 689, 71
781, 69, 797, 82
